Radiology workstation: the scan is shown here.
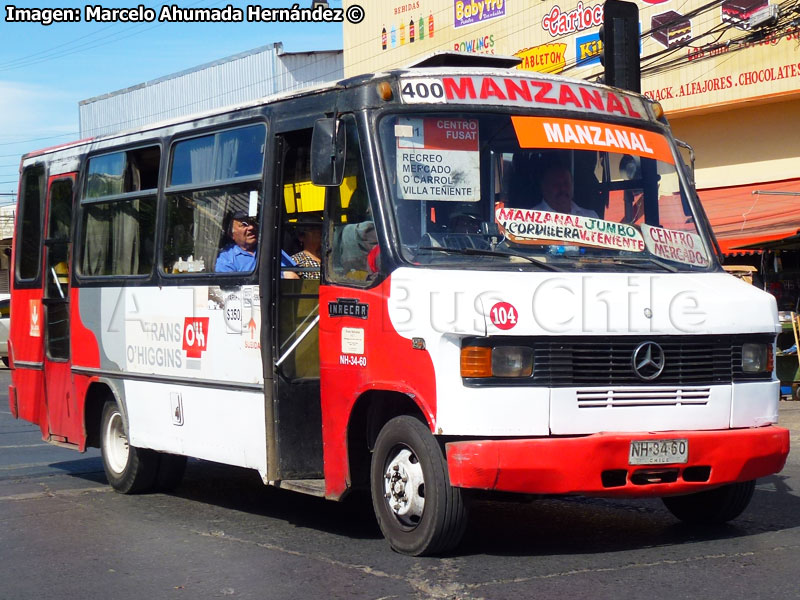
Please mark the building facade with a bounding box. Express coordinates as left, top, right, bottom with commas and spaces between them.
79, 42, 343, 138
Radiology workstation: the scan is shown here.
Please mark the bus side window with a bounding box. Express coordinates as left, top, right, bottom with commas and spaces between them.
79, 146, 160, 277
162, 123, 266, 275
328, 115, 377, 284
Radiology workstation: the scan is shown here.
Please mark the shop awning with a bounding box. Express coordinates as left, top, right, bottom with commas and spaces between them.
697, 178, 800, 254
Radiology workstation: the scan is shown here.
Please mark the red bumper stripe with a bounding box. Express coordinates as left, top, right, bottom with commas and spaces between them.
446, 426, 790, 498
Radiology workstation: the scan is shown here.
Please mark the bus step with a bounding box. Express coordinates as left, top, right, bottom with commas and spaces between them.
274, 479, 326, 497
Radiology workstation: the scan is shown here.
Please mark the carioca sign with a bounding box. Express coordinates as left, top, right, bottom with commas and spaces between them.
542, 2, 603, 37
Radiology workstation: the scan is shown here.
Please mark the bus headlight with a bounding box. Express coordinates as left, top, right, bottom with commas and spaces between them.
460, 345, 533, 378
742, 343, 772, 373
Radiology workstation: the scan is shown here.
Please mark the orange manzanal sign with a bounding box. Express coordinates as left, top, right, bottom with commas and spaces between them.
511, 116, 674, 163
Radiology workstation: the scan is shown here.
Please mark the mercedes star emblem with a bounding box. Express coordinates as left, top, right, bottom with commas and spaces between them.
632, 341, 665, 380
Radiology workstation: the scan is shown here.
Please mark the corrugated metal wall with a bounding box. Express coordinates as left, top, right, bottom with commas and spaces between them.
79, 43, 343, 137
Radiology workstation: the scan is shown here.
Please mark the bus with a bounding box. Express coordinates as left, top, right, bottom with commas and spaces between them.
9, 55, 789, 556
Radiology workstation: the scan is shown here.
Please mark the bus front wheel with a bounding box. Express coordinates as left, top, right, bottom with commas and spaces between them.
100, 402, 158, 494
370, 416, 467, 556
662, 480, 756, 524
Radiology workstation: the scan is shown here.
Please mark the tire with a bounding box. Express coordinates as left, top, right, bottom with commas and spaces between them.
155, 453, 188, 492
370, 416, 468, 556
100, 402, 158, 494
662, 480, 756, 524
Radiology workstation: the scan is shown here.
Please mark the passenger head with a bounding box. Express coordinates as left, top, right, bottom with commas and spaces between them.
540, 165, 574, 213
297, 220, 322, 255
230, 210, 258, 252
620, 154, 641, 180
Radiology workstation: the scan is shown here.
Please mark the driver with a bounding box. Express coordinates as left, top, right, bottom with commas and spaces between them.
531, 165, 598, 218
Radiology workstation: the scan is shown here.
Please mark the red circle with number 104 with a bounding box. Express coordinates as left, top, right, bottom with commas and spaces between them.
489, 302, 518, 330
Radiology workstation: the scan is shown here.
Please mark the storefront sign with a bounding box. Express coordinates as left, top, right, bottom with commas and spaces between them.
541, 2, 603, 37
454, 33, 495, 53
576, 32, 602, 67
515, 43, 567, 73
454, 0, 505, 28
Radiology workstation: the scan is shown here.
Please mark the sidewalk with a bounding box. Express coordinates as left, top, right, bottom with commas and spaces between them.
779, 400, 800, 442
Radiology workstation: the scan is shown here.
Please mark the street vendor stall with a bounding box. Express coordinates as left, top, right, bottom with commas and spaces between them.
735, 233, 800, 399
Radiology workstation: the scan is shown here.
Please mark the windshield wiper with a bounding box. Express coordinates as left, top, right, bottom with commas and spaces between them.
417, 246, 561, 271
610, 256, 679, 273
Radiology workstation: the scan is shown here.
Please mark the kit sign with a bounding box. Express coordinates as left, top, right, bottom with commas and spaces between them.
576, 32, 602, 67
398, 76, 650, 122
511, 116, 674, 164
395, 117, 480, 201
641, 225, 710, 266
454, 0, 505, 28
495, 206, 646, 251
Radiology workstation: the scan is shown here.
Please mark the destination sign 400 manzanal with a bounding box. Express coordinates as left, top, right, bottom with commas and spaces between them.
4, 4, 344, 25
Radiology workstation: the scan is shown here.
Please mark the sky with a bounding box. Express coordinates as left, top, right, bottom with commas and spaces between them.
0, 0, 346, 202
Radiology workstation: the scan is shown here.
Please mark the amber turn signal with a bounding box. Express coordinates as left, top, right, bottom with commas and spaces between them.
377, 81, 393, 101
651, 101, 664, 120
461, 346, 492, 378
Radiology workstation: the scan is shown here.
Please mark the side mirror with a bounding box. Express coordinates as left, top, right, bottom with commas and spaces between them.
675, 139, 696, 187
311, 118, 346, 186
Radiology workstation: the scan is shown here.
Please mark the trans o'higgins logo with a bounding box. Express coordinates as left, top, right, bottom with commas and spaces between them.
183, 317, 209, 359
454, 0, 505, 28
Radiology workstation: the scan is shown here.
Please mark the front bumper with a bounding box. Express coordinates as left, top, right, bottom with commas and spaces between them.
446, 425, 789, 498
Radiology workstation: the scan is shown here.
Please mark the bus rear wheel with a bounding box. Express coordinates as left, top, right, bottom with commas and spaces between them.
662, 480, 756, 524
370, 416, 467, 556
100, 402, 158, 494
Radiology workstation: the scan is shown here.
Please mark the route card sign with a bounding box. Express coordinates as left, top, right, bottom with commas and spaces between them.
395, 117, 480, 202
641, 224, 709, 266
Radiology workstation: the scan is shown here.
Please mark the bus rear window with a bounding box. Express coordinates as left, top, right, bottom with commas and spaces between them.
16, 165, 46, 282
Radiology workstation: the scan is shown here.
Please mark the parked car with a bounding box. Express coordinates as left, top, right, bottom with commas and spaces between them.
0, 294, 9, 367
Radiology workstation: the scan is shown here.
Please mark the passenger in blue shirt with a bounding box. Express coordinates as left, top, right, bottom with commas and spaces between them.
215, 210, 299, 278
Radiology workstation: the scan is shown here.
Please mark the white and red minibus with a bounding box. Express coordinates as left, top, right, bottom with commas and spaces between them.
9, 56, 789, 555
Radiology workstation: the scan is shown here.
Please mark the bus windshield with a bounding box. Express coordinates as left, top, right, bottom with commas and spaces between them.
378, 112, 714, 272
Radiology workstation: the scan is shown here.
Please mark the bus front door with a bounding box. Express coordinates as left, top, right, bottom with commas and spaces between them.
41, 175, 79, 444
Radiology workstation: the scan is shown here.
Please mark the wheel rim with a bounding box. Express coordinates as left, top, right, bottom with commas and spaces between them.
382, 446, 426, 527
104, 410, 129, 475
